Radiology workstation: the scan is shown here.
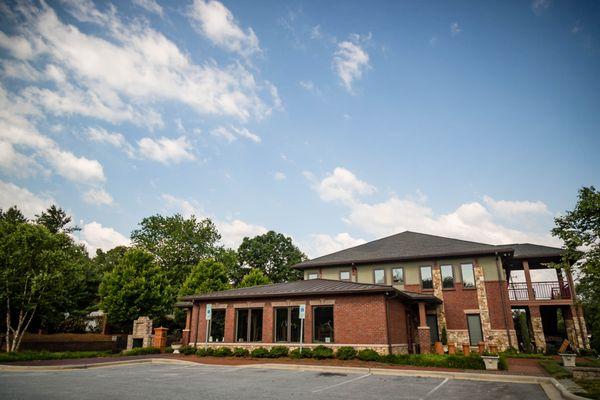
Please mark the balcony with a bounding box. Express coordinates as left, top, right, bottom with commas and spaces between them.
508, 281, 571, 302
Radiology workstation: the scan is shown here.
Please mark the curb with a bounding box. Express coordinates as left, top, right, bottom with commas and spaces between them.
549, 378, 590, 400
0, 358, 195, 372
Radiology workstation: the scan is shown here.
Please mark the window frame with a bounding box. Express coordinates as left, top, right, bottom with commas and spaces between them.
208, 308, 226, 342
440, 264, 455, 290
460, 263, 476, 289
339, 270, 351, 281
392, 267, 404, 285
420, 265, 434, 290
312, 305, 334, 343
373, 268, 386, 284
273, 306, 302, 343
234, 308, 263, 343
307, 273, 319, 280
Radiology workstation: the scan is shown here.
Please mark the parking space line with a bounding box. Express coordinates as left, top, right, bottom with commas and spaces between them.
420, 377, 448, 400
311, 373, 371, 393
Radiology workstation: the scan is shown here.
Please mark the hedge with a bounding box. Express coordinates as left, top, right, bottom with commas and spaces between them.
269, 346, 289, 358
0, 350, 112, 363
290, 348, 313, 359
312, 345, 334, 359
250, 347, 270, 358
357, 349, 380, 362
335, 346, 357, 360
121, 347, 161, 356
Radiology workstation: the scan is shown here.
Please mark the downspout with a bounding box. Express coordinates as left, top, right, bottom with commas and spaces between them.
495, 252, 513, 349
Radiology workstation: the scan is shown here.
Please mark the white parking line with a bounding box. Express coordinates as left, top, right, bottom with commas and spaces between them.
420, 378, 448, 399
311, 373, 371, 393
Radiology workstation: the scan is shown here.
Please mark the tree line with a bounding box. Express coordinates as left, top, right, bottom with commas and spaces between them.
1, 206, 306, 352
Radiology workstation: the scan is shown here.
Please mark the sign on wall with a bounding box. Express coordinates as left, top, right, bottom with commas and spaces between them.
205, 304, 212, 320
299, 304, 306, 319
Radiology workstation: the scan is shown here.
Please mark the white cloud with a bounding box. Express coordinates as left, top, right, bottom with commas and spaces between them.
312, 167, 375, 205
188, 0, 260, 57
450, 22, 461, 36
0, 180, 54, 218
310, 25, 322, 40
0, 2, 278, 127
132, 0, 163, 16
531, 0, 550, 15
211, 125, 261, 143
299, 80, 322, 96
309, 232, 366, 257
161, 193, 267, 249
83, 188, 114, 206
274, 171, 286, 181
137, 136, 196, 165
0, 141, 42, 177
86, 127, 135, 157
78, 221, 130, 255
483, 195, 550, 218
333, 39, 370, 93
309, 167, 561, 247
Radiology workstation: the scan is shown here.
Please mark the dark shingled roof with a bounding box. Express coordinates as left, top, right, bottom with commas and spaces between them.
294, 231, 513, 269
180, 278, 440, 304
174, 301, 193, 308
505, 243, 563, 259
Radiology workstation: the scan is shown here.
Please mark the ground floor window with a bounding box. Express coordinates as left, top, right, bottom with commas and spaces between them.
209, 309, 226, 342
467, 314, 483, 345
274, 307, 302, 342
313, 306, 334, 343
235, 308, 263, 342
426, 314, 439, 344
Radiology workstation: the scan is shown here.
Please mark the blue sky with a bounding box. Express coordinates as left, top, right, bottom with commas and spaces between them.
0, 0, 598, 257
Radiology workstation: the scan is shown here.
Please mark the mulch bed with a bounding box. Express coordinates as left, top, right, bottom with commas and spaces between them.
2, 354, 548, 376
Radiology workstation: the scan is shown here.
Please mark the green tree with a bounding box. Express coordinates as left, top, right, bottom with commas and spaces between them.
238, 268, 271, 288
0, 211, 86, 351
215, 248, 246, 286
130, 214, 220, 286
237, 231, 306, 283
552, 186, 600, 352
35, 205, 80, 234
99, 249, 173, 332
178, 259, 231, 297
93, 246, 129, 275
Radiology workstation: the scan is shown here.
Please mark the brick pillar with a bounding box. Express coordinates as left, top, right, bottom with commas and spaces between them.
197, 304, 208, 346
263, 303, 273, 343
529, 306, 546, 352
182, 309, 191, 345
417, 302, 430, 353
224, 305, 235, 343
153, 327, 168, 350
304, 304, 313, 343
189, 302, 199, 346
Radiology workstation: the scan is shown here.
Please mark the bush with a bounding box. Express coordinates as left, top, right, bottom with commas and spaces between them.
250, 347, 270, 358
290, 348, 313, 359
312, 345, 334, 359
180, 345, 197, 355
122, 347, 161, 356
357, 349, 381, 362
164, 346, 174, 354
498, 355, 508, 371
539, 360, 572, 379
195, 347, 215, 357
214, 347, 233, 357
335, 346, 357, 360
269, 346, 289, 358
232, 347, 250, 357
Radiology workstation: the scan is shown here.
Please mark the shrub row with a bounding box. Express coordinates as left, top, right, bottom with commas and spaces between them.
121, 347, 162, 356
0, 350, 113, 363
180, 345, 492, 370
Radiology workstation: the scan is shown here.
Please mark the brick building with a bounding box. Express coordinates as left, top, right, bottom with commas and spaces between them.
178, 231, 588, 354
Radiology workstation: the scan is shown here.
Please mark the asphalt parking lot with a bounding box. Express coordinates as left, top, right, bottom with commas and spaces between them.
0, 363, 549, 400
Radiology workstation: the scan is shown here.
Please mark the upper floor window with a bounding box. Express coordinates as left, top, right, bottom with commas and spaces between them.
374, 269, 385, 284
420, 266, 433, 289
440, 265, 454, 289
461, 263, 476, 288
339, 271, 351, 281
307, 273, 319, 280
392, 267, 404, 285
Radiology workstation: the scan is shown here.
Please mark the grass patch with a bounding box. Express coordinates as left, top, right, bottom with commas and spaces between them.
539, 360, 572, 379
575, 379, 600, 400
121, 347, 161, 356
386, 353, 488, 370
577, 358, 600, 368
0, 350, 112, 363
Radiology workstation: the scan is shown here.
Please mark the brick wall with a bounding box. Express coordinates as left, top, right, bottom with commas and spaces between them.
440, 284, 479, 330
386, 297, 407, 344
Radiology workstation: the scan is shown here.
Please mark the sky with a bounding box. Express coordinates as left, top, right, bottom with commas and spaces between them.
0, 0, 598, 258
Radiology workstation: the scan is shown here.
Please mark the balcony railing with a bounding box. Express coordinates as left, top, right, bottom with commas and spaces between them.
508, 281, 571, 301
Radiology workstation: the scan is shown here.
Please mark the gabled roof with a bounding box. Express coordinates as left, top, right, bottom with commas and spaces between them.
505, 243, 563, 259
294, 231, 513, 269
180, 278, 440, 304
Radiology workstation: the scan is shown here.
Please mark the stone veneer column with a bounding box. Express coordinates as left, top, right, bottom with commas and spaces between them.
431, 262, 447, 338
474, 259, 492, 343
417, 302, 431, 353
564, 306, 580, 349
529, 306, 546, 352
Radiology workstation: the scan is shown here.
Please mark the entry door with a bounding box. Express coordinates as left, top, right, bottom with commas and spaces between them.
467, 314, 483, 345
426, 315, 439, 344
